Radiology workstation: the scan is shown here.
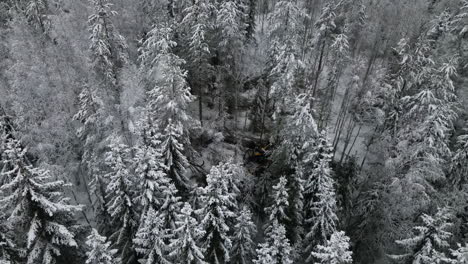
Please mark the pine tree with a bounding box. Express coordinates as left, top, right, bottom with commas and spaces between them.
267, 0, 307, 45
133, 123, 170, 213
254, 220, 293, 264
310, 231, 353, 264
133, 207, 171, 264
169, 203, 206, 264
104, 140, 138, 264
74, 85, 109, 230
271, 94, 319, 245
264, 176, 290, 235
276, 94, 319, 167
88, 0, 128, 85
0, 140, 81, 264
0, 213, 16, 264
216, 0, 246, 61
451, 243, 468, 263
389, 42, 458, 199
181, 0, 215, 125
197, 163, 238, 263
303, 135, 338, 254
85, 229, 119, 264
231, 206, 257, 264
451, 125, 468, 187
158, 182, 184, 238
139, 22, 197, 194
390, 208, 454, 264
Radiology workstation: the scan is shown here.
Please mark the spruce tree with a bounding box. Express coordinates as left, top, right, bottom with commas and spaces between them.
169, 203, 206, 264
310, 231, 353, 264
133, 122, 170, 213
254, 220, 293, 264
390, 208, 454, 264
0, 138, 81, 264
264, 176, 290, 235
104, 139, 138, 264
88, 0, 128, 85
451, 125, 468, 187
133, 207, 171, 264
181, 0, 215, 125
231, 206, 257, 264
196, 163, 238, 263
303, 134, 338, 256
0, 213, 16, 264
85, 229, 119, 264
139, 22, 197, 195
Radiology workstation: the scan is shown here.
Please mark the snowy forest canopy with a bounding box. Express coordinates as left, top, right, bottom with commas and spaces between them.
0, 0, 467, 263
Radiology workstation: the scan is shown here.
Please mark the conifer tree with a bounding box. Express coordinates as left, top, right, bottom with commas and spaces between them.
181, 0, 215, 125
451, 125, 468, 187
0, 139, 81, 264
85, 229, 119, 264
139, 22, 197, 194
303, 135, 338, 255
451, 243, 468, 263
254, 220, 293, 264
310, 231, 353, 264
216, 0, 246, 62
133, 122, 169, 213
390, 208, 454, 264
0, 213, 16, 264
231, 206, 257, 264
196, 163, 238, 263
264, 176, 290, 236
88, 0, 128, 86
169, 203, 206, 264
74, 85, 109, 229
133, 207, 171, 264
158, 182, 184, 238
104, 140, 138, 264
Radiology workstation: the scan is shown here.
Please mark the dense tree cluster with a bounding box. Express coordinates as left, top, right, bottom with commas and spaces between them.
0, 0, 467, 264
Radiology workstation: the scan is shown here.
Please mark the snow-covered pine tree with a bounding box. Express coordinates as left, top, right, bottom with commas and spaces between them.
104, 139, 138, 264
0, 140, 81, 264
389, 208, 454, 264
265, 176, 290, 232
74, 85, 110, 230
158, 182, 183, 239
254, 220, 293, 264
267, 0, 307, 45
181, 0, 215, 125
451, 243, 468, 263
139, 22, 196, 195
271, 94, 319, 245
276, 93, 319, 167
196, 163, 238, 263
389, 43, 458, 201
133, 120, 170, 213
451, 124, 468, 188
133, 207, 171, 264
0, 213, 16, 264
303, 134, 338, 255
0, 137, 27, 186
85, 229, 119, 264
231, 206, 257, 264
318, 30, 350, 129
25, 0, 50, 33
309, 231, 353, 264
216, 0, 246, 62
168, 203, 206, 264
88, 0, 128, 86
